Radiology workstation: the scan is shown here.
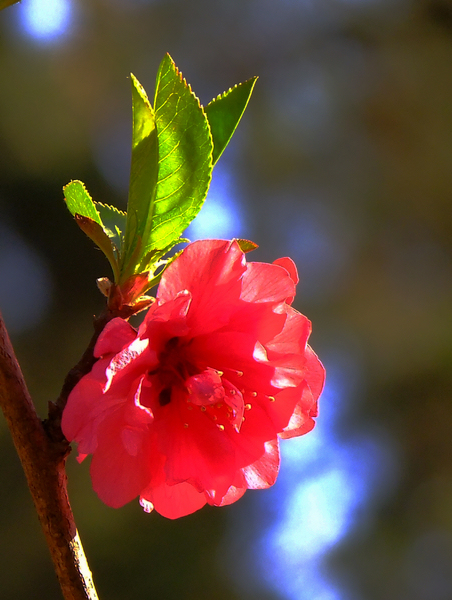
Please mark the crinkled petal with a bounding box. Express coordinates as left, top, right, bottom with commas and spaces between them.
279, 346, 324, 439
94, 318, 137, 358
186, 368, 225, 406
272, 257, 299, 303
225, 300, 287, 345
154, 396, 237, 499
242, 438, 280, 489
207, 470, 247, 506
226, 402, 278, 468
209, 439, 280, 506
140, 291, 191, 343
240, 261, 295, 304
190, 331, 276, 396
62, 358, 121, 456
272, 256, 299, 285
265, 306, 312, 358
90, 406, 152, 508
141, 481, 207, 519
262, 386, 302, 433
216, 484, 247, 506
104, 337, 152, 393
157, 240, 246, 336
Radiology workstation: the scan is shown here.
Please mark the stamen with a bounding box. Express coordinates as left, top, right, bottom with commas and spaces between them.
222, 367, 244, 377
251, 391, 258, 397
268, 396, 276, 402
217, 424, 225, 431
245, 403, 252, 410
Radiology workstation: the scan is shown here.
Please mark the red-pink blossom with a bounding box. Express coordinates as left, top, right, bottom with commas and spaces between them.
62, 239, 325, 519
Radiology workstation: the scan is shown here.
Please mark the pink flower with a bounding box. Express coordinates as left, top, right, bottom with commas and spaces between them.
62, 240, 325, 519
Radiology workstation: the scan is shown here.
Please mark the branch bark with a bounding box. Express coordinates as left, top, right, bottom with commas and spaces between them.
0, 312, 98, 600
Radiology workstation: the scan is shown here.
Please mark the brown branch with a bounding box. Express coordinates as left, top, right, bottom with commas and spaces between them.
0, 312, 98, 600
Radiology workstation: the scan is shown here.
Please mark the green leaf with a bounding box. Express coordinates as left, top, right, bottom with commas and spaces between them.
95, 202, 127, 251
122, 74, 159, 273
0, 0, 20, 10
64, 181, 103, 226
235, 238, 259, 253
205, 77, 258, 165
139, 54, 213, 260
138, 236, 189, 273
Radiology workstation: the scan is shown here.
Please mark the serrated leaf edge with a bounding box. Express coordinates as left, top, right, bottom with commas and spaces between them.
94, 201, 127, 217
206, 76, 258, 108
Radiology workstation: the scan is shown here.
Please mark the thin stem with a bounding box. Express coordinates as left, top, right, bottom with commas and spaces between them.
0, 312, 98, 600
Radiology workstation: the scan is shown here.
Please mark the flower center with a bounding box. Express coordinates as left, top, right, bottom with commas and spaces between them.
148, 336, 246, 432
150, 337, 199, 407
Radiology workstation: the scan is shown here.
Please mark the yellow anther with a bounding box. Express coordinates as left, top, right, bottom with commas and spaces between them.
268, 396, 276, 402
217, 424, 225, 431
245, 403, 252, 410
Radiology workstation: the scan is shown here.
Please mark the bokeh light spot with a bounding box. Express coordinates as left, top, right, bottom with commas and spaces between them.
18, 0, 72, 42
226, 350, 400, 600
186, 166, 247, 241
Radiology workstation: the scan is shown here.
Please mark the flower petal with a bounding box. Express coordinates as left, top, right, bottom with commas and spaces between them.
90, 406, 152, 508
279, 346, 324, 439
273, 257, 299, 303
157, 240, 246, 336
186, 368, 225, 406
240, 261, 295, 304
94, 317, 137, 358
243, 438, 280, 489
154, 396, 237, 499
141, 481, 207, 519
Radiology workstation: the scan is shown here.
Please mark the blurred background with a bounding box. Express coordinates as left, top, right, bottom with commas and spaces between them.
1, 0, 452, 598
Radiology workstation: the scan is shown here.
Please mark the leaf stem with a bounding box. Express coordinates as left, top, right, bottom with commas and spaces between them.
0, 311, 99, 600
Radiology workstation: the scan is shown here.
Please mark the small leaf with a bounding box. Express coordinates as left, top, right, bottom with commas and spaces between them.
95, 202, 127, 250
64, 181, 103, 226
205, 77, 258, 165
0, 0, 20, 10
138, 54, 213, 259
138, 236, 189, 273
145, 248, 185, 290
74, 215, 120, 282
235, 238, 259, 253
122, 74, 159, 273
